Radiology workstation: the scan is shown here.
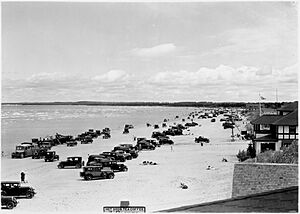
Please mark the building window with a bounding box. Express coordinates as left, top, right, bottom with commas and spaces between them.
278, 134, 283, 139
278, 126, 283, 133
290, 126, 296, 134
284, 126, 289, 133
260, 124, 270, 131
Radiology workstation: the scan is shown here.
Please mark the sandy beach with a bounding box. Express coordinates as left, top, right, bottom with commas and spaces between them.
1, 113, 249, 213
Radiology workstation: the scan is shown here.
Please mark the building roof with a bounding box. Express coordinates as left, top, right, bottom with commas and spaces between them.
159, 186, 298, 213
251, 115, 282, 125
277, 101, 298, 112
272, 109, 298, 126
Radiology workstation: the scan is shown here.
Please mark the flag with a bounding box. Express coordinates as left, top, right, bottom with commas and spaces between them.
260, 95, 266, 100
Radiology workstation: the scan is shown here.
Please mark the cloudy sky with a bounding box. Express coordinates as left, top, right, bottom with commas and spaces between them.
2, 2, 298, 102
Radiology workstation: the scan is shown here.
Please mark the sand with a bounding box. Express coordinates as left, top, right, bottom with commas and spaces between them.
1, 113, 249, 213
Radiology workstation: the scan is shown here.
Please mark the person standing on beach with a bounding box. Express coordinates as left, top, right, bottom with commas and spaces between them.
21, 171, 25, 183
171, 145, 173, 152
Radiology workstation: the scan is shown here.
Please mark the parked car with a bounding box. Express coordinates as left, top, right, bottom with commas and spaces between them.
101, 152, 126, 162
136, 141, 155, 150
44, 151, 59, 162
11, 142, 39, 159
81, 137, 93, 144
39, 141, 52, 150
159, 138, 174, 145
1, 182, 35, 198
1, 196, 18, 209
195, 136, 210, 143
32, 148, 48, 159
114, 150, 132, 160
67, 140, 78, 147
88, 160, 128, 172
80, 166, 115, 180
113, 146, 139, 158
57, 156, 83, 169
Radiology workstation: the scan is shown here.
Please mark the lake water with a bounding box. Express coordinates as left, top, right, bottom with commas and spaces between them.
1, 105, 197, 154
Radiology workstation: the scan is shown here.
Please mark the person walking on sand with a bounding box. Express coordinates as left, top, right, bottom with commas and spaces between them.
21, 171, 25, 183
171, 145, 173, 152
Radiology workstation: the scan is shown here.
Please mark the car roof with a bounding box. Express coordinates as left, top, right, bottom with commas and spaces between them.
2, 181, 21, 184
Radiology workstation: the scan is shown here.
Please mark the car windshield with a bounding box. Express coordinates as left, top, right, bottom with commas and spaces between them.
16, 146, 24, 151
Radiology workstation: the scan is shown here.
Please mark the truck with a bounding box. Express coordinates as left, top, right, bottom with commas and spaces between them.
11, 142, 39, 159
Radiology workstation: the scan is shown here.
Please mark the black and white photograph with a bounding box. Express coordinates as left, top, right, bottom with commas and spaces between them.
1, 1, 298, 213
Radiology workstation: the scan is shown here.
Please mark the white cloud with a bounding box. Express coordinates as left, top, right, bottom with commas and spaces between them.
132, 43, 176, 57
149, 65, 261, 86
93, 70, 130, 82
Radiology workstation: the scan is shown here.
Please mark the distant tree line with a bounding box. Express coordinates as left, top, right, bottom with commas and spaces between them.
2, 101, 293, 108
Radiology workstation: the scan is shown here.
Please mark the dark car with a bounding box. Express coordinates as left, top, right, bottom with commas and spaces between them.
67, 140, 78, 147
32, 148, 48, 159
1, 182, 35, 199
80, 166, 115, 180
58, 156, 83, 169
114, 150, 132, 160
1, 196, 18, 209
101, 152, 126, 162
88, 160, 128, 172
113, 146, 139, 158
159, 138, 174, 145
81, 137, 93, 144
195, 136, 210, 143
44, 151, 59, 162
136, 141, 155, 150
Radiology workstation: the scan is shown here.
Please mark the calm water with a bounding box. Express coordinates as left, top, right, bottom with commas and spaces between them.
1, 105, 196, 154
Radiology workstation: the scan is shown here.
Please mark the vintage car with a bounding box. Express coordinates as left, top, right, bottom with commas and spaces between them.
44, 151, 59, 162
87, 155, 114, 165
1, 196, 18, 209
32, 148, 48, 159
57, 156, 83, 169
159, 138, 174, 145
195, 136, 210, 143
101, 152, 126, 162
1, 182, 35, 199
223, 122, 235, 129
80, 166, 115, 180
113, 150, 132, 160
102, 133, 111, 139
11, 142, 39, 159
81, 137, 93, 144
136, 141, 155, 150
87, 160, 128, 172
39, 141, 52, 150
67, 140, 78, 147
151, 131, 166, 139
113, 146, 139, 159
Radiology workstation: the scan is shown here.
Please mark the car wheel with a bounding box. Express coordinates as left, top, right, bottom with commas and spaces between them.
26, 192, 34, 199
108, 173, 114, 179
58, 164, 63, 169
2, 191, 7, 196
85, 175, 92, 180
20, 153, 24, 158
76, 164, 81, 168
6, 202, 14, 209
123, 167, 128, 172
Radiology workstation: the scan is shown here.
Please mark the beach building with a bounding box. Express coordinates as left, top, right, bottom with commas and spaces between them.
251, 101, 298, 154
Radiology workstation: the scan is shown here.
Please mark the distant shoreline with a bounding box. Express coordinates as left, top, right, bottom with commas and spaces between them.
1, 101, 288, 108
